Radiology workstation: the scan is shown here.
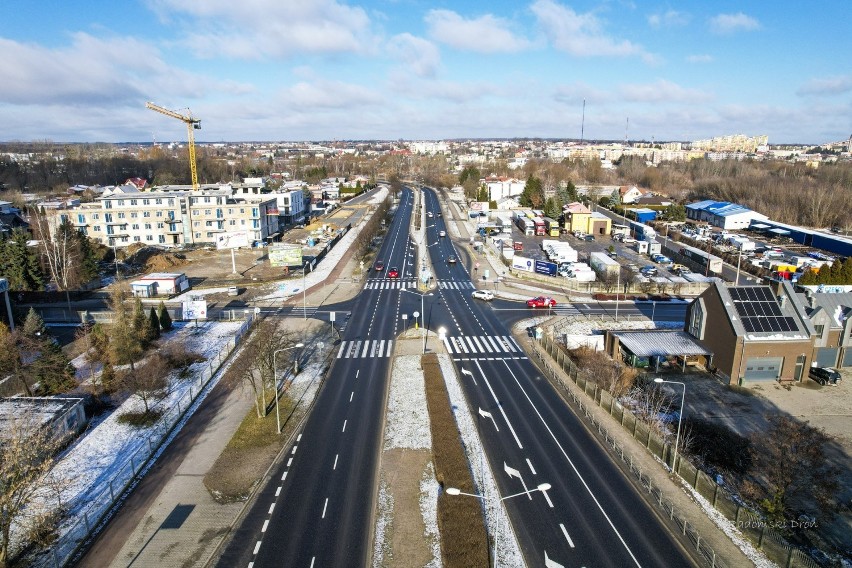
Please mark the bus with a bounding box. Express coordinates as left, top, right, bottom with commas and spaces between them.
543, 217, 560, 237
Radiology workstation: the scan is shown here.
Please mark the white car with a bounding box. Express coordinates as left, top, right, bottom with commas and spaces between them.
439, 230, 446, 237
472, 289, 495, 301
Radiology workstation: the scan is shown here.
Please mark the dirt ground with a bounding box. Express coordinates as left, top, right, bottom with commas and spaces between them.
660, 368, 852, 551
381, 448, 434, 568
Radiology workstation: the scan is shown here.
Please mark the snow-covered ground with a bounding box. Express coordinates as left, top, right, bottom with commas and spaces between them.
25, 319, 248, 565
255, 185, 388, 303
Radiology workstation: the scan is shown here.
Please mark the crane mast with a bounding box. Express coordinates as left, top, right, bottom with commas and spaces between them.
145, 102, 201, 191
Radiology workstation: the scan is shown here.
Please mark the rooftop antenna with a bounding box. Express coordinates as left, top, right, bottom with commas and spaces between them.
625, 117, 629, 145
580, 98, 586, 144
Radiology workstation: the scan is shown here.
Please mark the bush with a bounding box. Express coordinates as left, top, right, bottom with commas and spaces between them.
160, 343, 205, 372
683, 417, 751, 474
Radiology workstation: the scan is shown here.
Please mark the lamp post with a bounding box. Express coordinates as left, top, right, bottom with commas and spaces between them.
273, 343, 304, 434
303, 260, 310, 320
446, 483, 551, 568
401, 288, 434, 353
654, 378, 685, 474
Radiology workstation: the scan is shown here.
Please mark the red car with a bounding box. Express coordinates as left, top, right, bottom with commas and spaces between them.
527, 296, 557, 308
388, 267, 399, 278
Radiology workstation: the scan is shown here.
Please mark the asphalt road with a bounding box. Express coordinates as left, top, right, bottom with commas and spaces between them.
215, 188, 416, 567
419, 187, 695, 567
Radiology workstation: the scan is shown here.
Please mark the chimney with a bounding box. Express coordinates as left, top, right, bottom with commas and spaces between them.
778, 295, 787, 309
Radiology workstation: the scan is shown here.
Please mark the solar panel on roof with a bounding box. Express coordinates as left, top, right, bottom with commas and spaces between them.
730, 287, 800, 334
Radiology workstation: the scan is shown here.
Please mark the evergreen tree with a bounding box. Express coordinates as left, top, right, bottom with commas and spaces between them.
519, 175, 545, 208
132, 297, 153, 347
108, 286, 143, 370
828, 259, 843, 285
149, 307, 161, 339
73, 229, 100, 284
816, 264, 832, 285
841, 258, 852, 284
1, 230, 44, 291
544, 197, 560, 219
158, 301, 173, 332
22, 308, 46, 339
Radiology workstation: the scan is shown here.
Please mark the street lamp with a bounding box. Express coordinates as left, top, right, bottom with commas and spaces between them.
273, 343, 304, 434
303, 260, 310, 320
401, 288, 434, 353
654, 378, 686, 474
446, 483, 551, 568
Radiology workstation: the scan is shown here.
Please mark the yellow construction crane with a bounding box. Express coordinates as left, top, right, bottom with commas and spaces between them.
145, 101, 202, 190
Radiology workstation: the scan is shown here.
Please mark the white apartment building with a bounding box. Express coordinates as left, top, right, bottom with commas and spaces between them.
60, 185, 278, 248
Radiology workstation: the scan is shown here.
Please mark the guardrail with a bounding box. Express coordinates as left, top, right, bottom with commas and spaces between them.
531, 333, 820, 568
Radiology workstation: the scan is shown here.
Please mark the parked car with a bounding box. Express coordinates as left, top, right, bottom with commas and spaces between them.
808, 366, 841, 386
374, 261, 385, 271
584, 234, 595, 242
439, 230, 446, 237
227, 286, 240, 296
639, 266, 658, 276
472, 289, 495, 301
388, 267, 399, 278
527, 296, 557, 308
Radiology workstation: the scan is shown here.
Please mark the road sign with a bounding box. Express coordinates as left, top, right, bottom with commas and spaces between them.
329, 311, 336, 322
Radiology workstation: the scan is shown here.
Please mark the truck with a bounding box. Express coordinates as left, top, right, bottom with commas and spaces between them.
628, 220, 656, 241
516, 216, 535, 236
495, 215, 514, 234
567, 268, 596, 282
589, 251, 620, 279
533, 217, 546, 236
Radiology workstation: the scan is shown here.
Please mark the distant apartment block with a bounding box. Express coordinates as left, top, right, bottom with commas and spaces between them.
691, 134, 768, 153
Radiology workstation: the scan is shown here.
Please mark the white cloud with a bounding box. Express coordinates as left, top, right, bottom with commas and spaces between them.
553, 82, 612, 104
147, 0, 376, 59
709, 12, 760, 34
0, 33, 220, 106
387, 33, 441, 78
280, 80, 385, 110
424, 9, 531, 53
686, 54, 714, 64
617, 79, 713, 103
647, 10, 689, 28
531, 0, 654, 62
796, 75, 852, 97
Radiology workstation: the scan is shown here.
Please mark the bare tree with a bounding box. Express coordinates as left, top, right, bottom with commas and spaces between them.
119, 353, 171, 417
0, 412, 69, 567
28, 211, 81, 312
237, 319, 300, 418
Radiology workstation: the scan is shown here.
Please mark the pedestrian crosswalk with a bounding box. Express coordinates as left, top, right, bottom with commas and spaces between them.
336, 339, 394, 359
290, 306, 318, 318
550, 305, 582, 316
437, 280, 475, 290
364, 279, 417, 290
443, 335, 527, 360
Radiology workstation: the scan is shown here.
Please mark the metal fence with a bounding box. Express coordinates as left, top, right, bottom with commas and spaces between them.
41, 314, 256, 568
533, 333, 820, 568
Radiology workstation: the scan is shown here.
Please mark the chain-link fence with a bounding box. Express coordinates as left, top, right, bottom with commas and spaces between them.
41, 314, 256, 568
533, 333, 820, 568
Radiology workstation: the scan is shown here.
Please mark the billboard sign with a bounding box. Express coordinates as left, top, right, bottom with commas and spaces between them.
0, 278, 7, 293
512, 255, 534, 273
182, 297, 207, 320
534, 260, 558, 276
269, 245, 303, 267
216, 231, 250, 250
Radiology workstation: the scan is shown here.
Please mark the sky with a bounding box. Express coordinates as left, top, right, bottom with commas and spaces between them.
1, 0, 850, 145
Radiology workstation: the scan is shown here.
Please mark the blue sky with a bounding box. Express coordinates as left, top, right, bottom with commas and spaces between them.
1, 0, 850, 144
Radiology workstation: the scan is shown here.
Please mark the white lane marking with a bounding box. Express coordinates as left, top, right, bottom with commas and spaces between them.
464, 336, 477, 353
377, 339, 385, 357
503, 336, 518, 352
443, 337, 453, 353
542, 487, 554, 508
526, 458, 537, 475
322, 497, 329, 518
508, 336, 522, 351
386, 340, 394, 356
268, 503, 275, 514
478, 336, 493, 353
253, 541, 262, 555
310, 558, 315, 568
486, 336, 501, 352
261, 520, 269, 533
275, 486, 282, 497
502, 360, 640, 566
291, 446, 297, 455
471, 336, 486, 353
297, 434, 302, 442
474, 360, 523, 449
560, 524, 575, 548
336, 341, 347, 358
287, 458, 293, 467
545, 551, 565, 567
356, 369, 360, 378
333, 454, 339, 470
342, 420, 347, 432
249, 562, 254, 568
281, 471, 288, 481
349, 391, 354, 402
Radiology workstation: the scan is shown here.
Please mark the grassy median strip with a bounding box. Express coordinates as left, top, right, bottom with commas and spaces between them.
422, 354, 489, 568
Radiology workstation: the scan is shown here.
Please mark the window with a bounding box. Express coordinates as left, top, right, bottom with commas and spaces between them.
155, 198, 163, 205
194, 221, 200, 227
117, 212, 125, 219
143, 199, 150, 206
106, 226, 114, 235
204, 197, 211, 203
130, 212, 138, 218
105, 201, 113, 209
156, 211, 163, 217
158, 235, 166, 243
77, 214, 85, 223
241, 220, 246, 226
134, 236, 141, 242
157, 222, 164, 229
144, 223, 152, 230
105, 213, 113, 222
230, 220, 236, 226
206, 232, 213, 237
252, 220, 259, 228
228, 208, 234, 214
143, 211, 151, 217
130, 199, 138, 205
252, 208, 259, 217
205, 209, 211, 215
118, 200, 125, 206
93, 226, 101, 232
168, 199, 174, 206
195, 232, 201, 238
216, 208, 223, 218
146, 235, 153, 241
92, 213, 99, 219
168, 211, 175, 220
132, 224, 140, 230
814, 324, 825, 337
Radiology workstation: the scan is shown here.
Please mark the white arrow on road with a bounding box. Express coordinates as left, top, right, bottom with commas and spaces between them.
545, 551, 565, 568
478, 407, 499, 431
504, 462, 532, 498
461, 369, 473, 376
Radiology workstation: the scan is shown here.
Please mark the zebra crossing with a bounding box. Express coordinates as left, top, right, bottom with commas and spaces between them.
289, 306, 317, 318
364, 279, 417, 290
336, 339, 394, 359
443, 335, 527, 360
437, 280, 475, 290
550, 305, 582, 316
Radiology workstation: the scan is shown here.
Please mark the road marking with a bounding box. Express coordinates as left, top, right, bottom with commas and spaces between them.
502, 360, 640, 566
475, 360, 523, 449
261, 520, 269, 533
322, 497, 329, 518
545, 551, 565, 567
268, 503, 275, 514
526, 458, 537, 475
333, 454, 339, 470
291, 446, 297, 454
349, 391, 354, 402
310, 558, 315, 568
560, 524, 575, 548
297, 434, 302, 442
287, 458, 292, 467
342, 420, 347, 432
253, 541, 262, 555
356, 369, 360, 378
361, 341, 370, 357
336, 342, 346, 358
542, 487, 554, 508
281, 471, 287, 481
275, 486, 282, 497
